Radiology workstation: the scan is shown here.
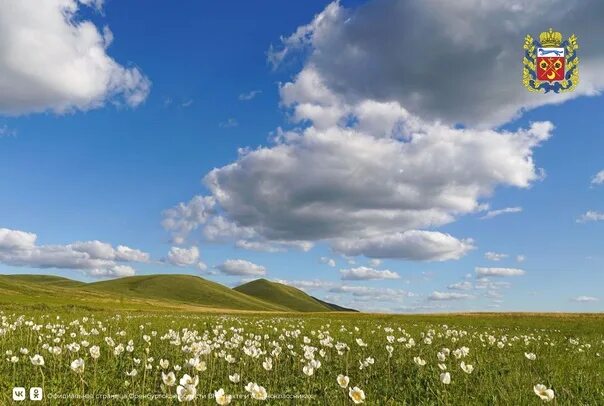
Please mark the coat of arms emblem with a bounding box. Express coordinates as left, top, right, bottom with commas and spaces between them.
523, 28, 579, 93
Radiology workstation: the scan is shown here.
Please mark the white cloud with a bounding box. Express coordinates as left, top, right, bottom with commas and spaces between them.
0, 0, 150, 115
90, 265, 135, 278
0, 227, 147, 278
274, 278, 335, 291
577, 210, 604, 223
166, 246, 199, 267
332, 231, 474, 261
572, 295, 599, 302
115, 245, 150, 262
591, 170, 604, 186
320, 257, 336, 267
196, 114, 550, 255
484, 251, 508, 261
271, 0, 604, 128
235, 240, 283, 253
447, 281, 473, 291
329, 285, 412, 302
162, 196, 216, 244
239, 90, 262, 101
0, 228, 37, 250
480, 207, 523, 220
429, 291, 473, 301
368, 259, 381, 267
475, 267, 526, 277
475, 277, 512, 290
70, 240, 149, 262
516, 255, 526, 263
339, 266, 400, 280
216, 259, 266, 276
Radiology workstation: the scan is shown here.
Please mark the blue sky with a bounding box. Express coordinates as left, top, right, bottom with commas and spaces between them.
0, 0, 603, 312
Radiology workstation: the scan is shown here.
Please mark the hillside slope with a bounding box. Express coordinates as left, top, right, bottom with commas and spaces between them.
234, 279, 333, 312
0, 274, 354, 313
312, 296, 358, 312
85, 274, 289, 311
0, 274, 136, 308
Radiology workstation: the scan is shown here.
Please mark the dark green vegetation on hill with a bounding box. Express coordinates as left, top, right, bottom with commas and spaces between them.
0, 273, 354, 313
234, 278, 337, 312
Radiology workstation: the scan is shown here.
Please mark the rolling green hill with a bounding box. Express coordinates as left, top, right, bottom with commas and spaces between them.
85, 274, 289, 311
234, 278, 335, 312
0, 274, 136, 309
3, 274, 86, 288
0, 273, 354, 313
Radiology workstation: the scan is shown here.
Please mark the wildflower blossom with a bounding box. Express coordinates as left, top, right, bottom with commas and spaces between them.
70, 358, 85, 374
533, 384, 555, 402
337, 374, 349, 388
349, 386, 365, 404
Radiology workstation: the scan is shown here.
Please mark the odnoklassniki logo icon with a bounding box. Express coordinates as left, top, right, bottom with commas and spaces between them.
523, 28, 579, 93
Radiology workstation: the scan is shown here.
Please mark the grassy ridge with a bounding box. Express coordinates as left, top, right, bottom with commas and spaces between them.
234, 278, 334, 312
0, 274, 353, 313
85, 274, 289, 312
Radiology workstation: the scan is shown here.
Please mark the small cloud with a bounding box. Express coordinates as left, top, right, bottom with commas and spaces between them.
320, 256, 336, 267
330, 285, 412, 302
429, 291, 473, 301
340, 266, 400, 280
182, 99, 194, 108
238, 90, 262, 101
235, 240, 284, 253
216, 259, 266, 276
572, 295, 599, 302
516, 255, 525, 263
368, 259, 382, 267
577, 210, 604, 223
219, 118, 239, 128
484, 251, 508, 261
475, 277, 511, 290
480, 207, 522, 220
590, 170, 604, 186
447, 281, 473, 290
275, 278, 335, 290
166, 246, 200, 267
475, 267, 525, 277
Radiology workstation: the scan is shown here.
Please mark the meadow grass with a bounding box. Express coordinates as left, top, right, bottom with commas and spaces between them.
0, 309, 602, 405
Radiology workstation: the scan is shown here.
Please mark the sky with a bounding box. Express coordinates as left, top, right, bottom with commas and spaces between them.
0, 0, 603, 313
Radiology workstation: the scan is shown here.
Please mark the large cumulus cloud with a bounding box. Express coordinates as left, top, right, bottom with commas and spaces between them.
160, 0, 596, 261
0, 0, 150, 115
273, 0, 604, 128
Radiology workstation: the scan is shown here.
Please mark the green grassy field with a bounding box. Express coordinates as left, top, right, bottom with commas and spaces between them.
0, 308, 602, 405
0, 275, 602, 404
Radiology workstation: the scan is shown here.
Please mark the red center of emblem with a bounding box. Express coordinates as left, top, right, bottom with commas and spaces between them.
536, 56, 565, 82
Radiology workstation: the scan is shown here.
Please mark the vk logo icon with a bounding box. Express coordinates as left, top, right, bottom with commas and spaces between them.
12, 387, 26, 401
